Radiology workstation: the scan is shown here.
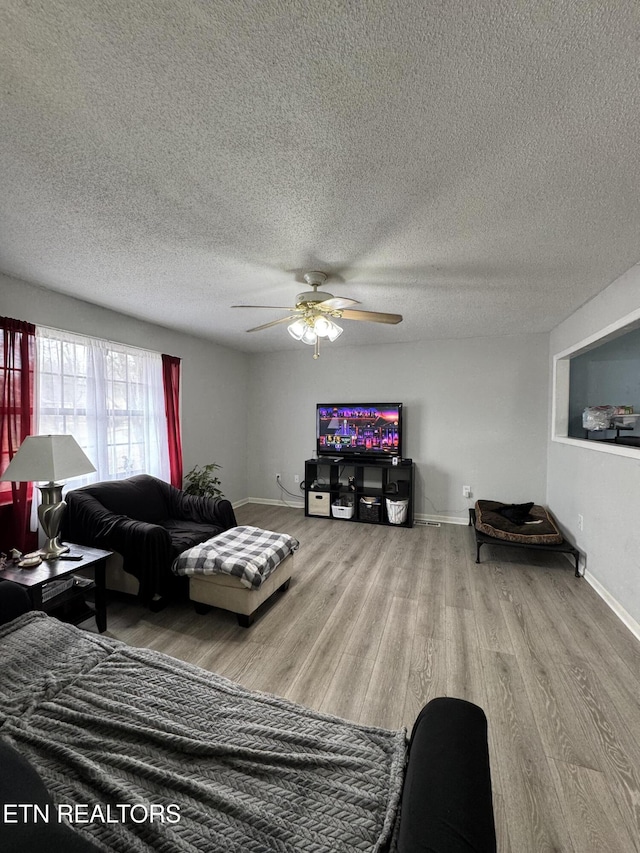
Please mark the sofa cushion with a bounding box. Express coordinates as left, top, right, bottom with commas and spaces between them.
162, 519, 225, 556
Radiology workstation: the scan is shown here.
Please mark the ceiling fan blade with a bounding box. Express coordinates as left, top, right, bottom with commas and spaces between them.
340, 309, 403, 325
246, 315, 299, 333
317, 296, 361, 310
232, 304, 294, 309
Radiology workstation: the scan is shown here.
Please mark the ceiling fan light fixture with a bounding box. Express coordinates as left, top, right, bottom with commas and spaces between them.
235, 270, 402, 359
287, 319, 307, 340
326, 321, 343, 341
300, 325, 318, 345
313, 315, 331, 337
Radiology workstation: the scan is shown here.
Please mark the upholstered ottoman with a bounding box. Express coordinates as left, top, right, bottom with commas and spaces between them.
172, 526, 299, 627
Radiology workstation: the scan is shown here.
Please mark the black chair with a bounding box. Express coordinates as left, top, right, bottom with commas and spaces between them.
62, 475, 237, 605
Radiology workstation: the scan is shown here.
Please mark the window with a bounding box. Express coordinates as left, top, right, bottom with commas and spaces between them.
36, 327, 170, 486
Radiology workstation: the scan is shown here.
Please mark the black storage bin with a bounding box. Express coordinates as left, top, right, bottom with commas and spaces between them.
359, 497, 381, 522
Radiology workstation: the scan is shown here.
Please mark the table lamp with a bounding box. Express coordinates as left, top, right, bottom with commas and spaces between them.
0, 434, 96, 559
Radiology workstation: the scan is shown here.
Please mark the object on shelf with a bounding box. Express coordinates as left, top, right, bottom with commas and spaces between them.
610, 414, 640, 427
42, 577, 75, 603
386, 498, 409, 525
582, 406, 615, 430
18, 554, 42, 569
307, 491, 331, 517
359, 496, 381, 522
332, 501, 354, 519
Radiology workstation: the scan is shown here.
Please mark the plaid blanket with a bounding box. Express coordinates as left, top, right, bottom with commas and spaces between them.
172, 525, 299, 589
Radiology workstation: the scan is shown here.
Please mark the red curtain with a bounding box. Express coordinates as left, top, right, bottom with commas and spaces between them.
0, 316, 36, 552
161, 354, 183, 488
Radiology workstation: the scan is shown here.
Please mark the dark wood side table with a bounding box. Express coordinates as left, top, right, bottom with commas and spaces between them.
0, 545, 111, 632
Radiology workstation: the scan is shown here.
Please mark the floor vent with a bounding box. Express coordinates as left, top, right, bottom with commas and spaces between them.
415, 520, 442, 527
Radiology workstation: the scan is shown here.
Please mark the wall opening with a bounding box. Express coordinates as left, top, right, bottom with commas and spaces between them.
552, 308, 640, 458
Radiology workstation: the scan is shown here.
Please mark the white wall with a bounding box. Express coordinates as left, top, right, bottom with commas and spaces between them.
548, 263, 640, 631
248, 333, 550, 522
1, 273, 250, 503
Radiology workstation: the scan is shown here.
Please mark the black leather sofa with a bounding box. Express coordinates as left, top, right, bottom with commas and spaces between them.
62, 474, 237, 605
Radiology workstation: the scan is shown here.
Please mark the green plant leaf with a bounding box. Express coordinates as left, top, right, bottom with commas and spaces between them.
183, 463, 224, 498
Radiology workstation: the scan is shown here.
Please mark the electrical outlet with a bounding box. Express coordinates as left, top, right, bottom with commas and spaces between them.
462, 485, 471, 498
294, 474, 299, 483
577, 513, 583, 531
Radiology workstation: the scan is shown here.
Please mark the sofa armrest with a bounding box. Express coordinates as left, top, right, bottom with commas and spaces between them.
170, 491, 237, 530
0, 581, 33, 625
395, 697, 496, 853
0, 739, 102, 852
64, 492, 173, 602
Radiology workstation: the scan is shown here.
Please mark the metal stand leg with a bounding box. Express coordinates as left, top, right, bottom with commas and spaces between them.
476, 542, 482, 564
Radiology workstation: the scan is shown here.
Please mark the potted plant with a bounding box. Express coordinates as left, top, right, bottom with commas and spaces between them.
183, 463, 224, 499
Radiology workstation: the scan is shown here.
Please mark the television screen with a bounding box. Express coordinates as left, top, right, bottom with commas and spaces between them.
316, 403, 403, 458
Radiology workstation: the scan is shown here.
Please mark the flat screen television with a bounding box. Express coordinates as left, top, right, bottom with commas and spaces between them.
316, 403, 403, 459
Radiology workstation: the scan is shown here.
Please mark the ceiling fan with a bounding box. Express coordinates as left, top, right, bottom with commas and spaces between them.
232, 271, 403, 359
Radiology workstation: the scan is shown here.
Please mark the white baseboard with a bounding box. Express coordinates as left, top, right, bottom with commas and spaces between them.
583, 571, 640, 644
559, 551, 640, 643
237, 500, 467, 525
244, 497, 305, 510
415, 512, 468, 526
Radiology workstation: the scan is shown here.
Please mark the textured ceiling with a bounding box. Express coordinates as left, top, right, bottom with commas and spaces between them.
1, 0, 640, 353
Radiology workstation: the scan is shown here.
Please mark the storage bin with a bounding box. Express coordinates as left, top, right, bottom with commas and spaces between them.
332, 502, 354, 519
386, 498, 409, 525
307, 491, 331, 517
359, 497, 381, 522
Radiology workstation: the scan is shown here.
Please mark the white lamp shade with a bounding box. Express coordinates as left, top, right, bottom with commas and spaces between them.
313, 316, 331, 337
300, 326, 318, 345
326, 321, 343, 342
287, 319, 307, 340
0, 434, 96, 483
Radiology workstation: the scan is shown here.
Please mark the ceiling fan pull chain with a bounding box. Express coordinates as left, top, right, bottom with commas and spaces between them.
314, 336, 320, 359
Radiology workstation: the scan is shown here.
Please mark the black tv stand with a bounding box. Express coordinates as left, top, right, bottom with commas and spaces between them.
304, 458, 414, 527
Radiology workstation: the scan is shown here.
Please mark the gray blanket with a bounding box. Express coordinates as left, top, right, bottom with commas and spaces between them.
0, 612, 406, 852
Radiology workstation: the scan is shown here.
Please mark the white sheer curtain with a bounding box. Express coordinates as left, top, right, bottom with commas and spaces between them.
35, 327, 170, 489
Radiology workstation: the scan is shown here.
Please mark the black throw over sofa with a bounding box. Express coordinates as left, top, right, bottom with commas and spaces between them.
62, 475, 237, 605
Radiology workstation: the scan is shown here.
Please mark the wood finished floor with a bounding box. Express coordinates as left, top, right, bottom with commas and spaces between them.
94, 504, 640, 853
